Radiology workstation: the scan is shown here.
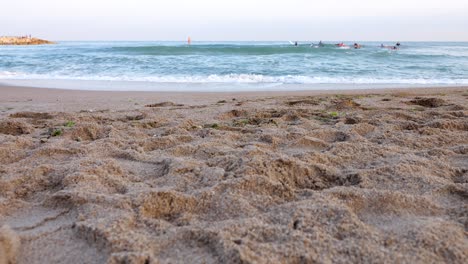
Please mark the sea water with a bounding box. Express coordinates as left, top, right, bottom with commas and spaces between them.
1, 41, 467, 91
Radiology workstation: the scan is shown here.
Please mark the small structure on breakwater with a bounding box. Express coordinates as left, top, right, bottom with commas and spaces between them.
0, 36, 55, 45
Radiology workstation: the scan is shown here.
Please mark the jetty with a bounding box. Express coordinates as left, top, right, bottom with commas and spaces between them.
0, 36, 55, 45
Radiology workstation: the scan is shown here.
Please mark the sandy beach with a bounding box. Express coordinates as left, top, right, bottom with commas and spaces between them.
0, 85, 467, 263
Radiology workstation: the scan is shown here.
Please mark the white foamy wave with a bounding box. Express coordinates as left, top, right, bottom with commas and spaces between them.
0, 71, 22, 77
1, 72, 468, 85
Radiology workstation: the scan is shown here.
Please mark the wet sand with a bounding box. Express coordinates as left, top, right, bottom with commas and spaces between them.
0, 85, 467, 263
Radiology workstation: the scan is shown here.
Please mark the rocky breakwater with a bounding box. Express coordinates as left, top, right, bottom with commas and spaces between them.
0, 36, 55, 45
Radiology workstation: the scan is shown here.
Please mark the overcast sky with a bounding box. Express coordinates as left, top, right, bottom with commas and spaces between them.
2, 0, 468, 41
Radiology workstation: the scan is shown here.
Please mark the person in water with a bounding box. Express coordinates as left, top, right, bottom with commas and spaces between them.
380, 44, 398, 50
396, 42, 401, 47
294, 41, 298, 46
353, 43, 362, 49
318, 40, 324, 47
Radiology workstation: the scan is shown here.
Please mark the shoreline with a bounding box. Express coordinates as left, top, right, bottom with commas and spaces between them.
1, 78, 467, 92
1, 83, 467, 94
1, 84, 466, 113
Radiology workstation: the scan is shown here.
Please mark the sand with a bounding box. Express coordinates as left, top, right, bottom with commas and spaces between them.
0, 85, 467, 263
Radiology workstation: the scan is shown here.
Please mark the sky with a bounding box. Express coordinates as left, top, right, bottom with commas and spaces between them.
1, 0, 468, 41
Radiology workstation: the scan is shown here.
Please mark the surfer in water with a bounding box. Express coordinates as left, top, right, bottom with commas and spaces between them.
294, 41, 298, 46
311, 41, 324, 48
335, 42, 348, 48
380, 44, 398, 50
353, 43, 362, 49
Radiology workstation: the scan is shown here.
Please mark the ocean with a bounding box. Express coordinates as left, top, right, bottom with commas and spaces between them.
1, 41, 468, 91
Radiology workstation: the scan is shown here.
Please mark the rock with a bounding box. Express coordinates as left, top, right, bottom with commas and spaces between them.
0, 36, 55, 45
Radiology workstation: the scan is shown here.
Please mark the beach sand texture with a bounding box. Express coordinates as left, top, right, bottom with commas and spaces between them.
0, 86, 467, 263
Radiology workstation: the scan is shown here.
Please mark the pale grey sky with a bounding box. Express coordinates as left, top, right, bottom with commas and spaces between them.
1, 0, 468, 41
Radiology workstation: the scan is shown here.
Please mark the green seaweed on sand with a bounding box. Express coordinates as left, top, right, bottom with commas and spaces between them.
51, 128, 63, 137
233, 119, 250, 127
64, 121, 76, 127
204, 123, 220, 129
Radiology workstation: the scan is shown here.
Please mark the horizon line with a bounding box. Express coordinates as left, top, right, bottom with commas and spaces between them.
48, 40, 468, 42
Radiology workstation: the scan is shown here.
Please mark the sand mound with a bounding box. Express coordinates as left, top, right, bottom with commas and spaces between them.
329, 98, 361, 110
9, 112, 53, 119
218, 109, 249, 120
68, 123, 110, 141
145, 102, 183, 107
139, 191, 198, 220
286, 98, 320, 106
0, 226, 20, 264
293, 136, 329, 150
0, 121, 32, 136
410, 97, 446, 107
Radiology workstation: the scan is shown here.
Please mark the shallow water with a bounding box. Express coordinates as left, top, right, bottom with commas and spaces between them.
1, 41, 468, 90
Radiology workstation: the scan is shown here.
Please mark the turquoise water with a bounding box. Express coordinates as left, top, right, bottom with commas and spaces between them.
1, 41, 468, 90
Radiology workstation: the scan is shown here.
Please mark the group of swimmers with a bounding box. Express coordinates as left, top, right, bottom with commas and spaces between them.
295, 41, 401, 50
334, 42, 364, 49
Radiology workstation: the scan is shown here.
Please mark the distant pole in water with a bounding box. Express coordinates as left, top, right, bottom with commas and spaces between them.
188, 36, 192, 45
